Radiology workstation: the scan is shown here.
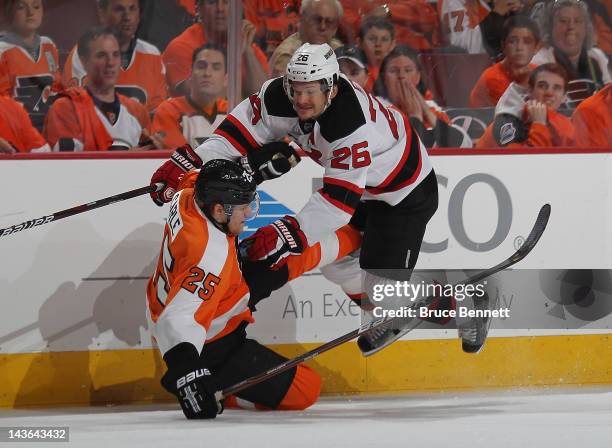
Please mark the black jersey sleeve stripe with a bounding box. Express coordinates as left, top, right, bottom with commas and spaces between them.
214, 114, 258, 155
321, 177, 364, 215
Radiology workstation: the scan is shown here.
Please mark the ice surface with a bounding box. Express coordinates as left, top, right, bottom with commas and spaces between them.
1, 388, 611, 448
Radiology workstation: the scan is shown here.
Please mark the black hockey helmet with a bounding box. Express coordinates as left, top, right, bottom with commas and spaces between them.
195, 159, 259, 225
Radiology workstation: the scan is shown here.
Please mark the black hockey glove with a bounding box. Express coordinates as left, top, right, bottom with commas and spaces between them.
161, 343, 223, 420
241, 141, 301, 184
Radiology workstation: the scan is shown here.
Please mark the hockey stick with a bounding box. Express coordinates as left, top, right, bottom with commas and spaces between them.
216, 203, 551, 401
0, 183, 164, 238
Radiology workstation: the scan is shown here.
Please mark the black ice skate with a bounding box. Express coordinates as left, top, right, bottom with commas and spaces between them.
457, 292, 497, 354
357, 315, 419, 357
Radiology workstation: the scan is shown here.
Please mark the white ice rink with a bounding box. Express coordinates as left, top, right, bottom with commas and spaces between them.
1, 388, 611, 448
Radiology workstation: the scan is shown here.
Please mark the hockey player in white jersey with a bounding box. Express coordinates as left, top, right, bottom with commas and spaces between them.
150, 43, 490, 355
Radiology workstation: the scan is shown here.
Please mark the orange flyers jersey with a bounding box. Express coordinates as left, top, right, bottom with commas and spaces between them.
62, 39, 168, 112
146, 171, 362, 356
572, 84, 612, 147
244, 0, 300, 57
0, 95, 49, 153
151, 96, 228, 149
0, 34, 62, 128
44, 87, 150, 151
163, 24, 270, 95
470, 62, 536, 108
438, 0, 490, 53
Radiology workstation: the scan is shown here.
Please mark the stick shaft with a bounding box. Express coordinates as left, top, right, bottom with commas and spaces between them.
0, 184, 161, 238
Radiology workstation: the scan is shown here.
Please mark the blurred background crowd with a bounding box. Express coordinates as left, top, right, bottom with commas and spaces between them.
0, 0, 610, 154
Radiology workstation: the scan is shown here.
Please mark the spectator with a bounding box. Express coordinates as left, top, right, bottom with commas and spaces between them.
44, 28, 152, 151
532, 0, 610, 106
572, 83, 611, 146
477, 63, 575, 147
137, 0, 196, 52
357, 16, 395, 92
340, 1, 441, 50
0, 94, 50, 153
163, 0, 269, 98
588, 0, 612, 58
0, 0, 61, 130
152, 44, 228, 149
244, 0, 300, 58
438, 0, 525, 55
335, 44, 368, 89
470, 16, 540, 107
62, 0, 167, 113
531, 0, 612, 59
374, 45, 472, 148
269, 0, 343, 77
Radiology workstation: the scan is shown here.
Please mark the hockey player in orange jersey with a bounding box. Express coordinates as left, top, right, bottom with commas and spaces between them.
152, 44, 228, 149
470, 16, 540, 108
0, 0, 62, 130
163, 0, 269, 97
45, 28, 153, 151
0, 94, 49, 153
61, 0, 167, 112
572, 83, 612, 147
148, 159, 362, 419
477, 63, 576, 148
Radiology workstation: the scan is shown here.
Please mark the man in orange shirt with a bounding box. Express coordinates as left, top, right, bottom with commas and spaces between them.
572, 83, 612, 147
357, 15, 395, 92
45, 27, 152, 151
62, 0, 167, 112
470, 16, 540, 107
0, 94, 49, 153
163, 0, 269, 97
152, 44, 227, 149
149, 160, 361, 418
477, 63, 576, 148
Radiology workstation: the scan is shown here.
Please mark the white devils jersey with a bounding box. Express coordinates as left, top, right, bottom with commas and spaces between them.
194, 75, 433, 245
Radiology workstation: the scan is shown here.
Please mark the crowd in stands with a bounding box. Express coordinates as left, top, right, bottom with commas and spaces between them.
0, 0, 610, 155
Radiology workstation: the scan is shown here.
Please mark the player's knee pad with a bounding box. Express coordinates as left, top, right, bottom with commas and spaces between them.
276, 365, 321, 410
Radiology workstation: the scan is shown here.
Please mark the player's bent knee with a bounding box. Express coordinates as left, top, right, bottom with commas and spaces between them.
276, 365, 321, 410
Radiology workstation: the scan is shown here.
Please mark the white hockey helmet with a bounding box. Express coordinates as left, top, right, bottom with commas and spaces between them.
283, 43, 340, 109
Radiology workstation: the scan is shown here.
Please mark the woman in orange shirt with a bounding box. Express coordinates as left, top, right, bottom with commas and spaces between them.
0, 0, 62, 129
